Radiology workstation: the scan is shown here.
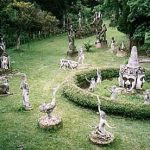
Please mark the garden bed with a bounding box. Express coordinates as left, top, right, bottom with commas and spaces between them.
62, 68, 150, 119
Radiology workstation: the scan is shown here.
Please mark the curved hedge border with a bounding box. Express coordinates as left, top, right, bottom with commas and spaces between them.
62, 68, 150, 119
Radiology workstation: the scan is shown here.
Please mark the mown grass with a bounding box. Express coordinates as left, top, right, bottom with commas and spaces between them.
0, 24, 150, 150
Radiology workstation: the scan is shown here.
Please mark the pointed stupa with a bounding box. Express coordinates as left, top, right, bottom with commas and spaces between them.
127, 46, 139, 68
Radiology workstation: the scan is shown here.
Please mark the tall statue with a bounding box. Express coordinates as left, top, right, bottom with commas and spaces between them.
89, 96, 115, 145
96, 68, 102, 84
67, 25, 77, 56
20, 74, 32, 110
78, 46, 85, 65
78, 11, 82, 29
0, 36, 6, 56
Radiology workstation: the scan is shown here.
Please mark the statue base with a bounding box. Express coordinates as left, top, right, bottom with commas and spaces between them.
89, 130, 114, 145
95, 43, 102, 48
23, 106, 32, 111
38, 115, 62, 129
0, 93, 13, 97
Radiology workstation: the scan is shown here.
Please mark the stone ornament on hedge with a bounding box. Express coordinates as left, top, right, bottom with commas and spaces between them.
39, 86, 62, 129
118, 46, 145, 92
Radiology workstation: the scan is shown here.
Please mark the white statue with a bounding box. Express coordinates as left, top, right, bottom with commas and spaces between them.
96, 68, 102, 84
86, 77, 96, 92
144, 89, 150, 105
39, 86, 59, 118
118, 46, 145, 91
109, 86, 117, 100
121, 42, 125, 50
0, 76, 9, 94
20, 74, 32, 110
1, 55, 9, 69
110, 37, 115, 50
78, 46, 85, 65
97, 96, 114, 135
60, 59, 78, 69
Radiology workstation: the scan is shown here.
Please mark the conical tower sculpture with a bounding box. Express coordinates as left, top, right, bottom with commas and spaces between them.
118, 46, 145, 91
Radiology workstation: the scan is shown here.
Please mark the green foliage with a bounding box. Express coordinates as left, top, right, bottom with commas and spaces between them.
63, 68, 150, 119
83, 41, 93, 52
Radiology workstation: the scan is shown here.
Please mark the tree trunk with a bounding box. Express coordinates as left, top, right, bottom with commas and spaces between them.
16, 34, 21, 50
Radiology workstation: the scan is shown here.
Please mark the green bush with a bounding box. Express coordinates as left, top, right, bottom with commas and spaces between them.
62, 68, 150, 119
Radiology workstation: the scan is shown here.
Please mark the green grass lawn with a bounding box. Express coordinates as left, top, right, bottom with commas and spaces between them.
0, 25, 150, 150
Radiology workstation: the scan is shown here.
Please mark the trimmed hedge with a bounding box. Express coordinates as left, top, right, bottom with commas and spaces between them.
62, 68, 150, 119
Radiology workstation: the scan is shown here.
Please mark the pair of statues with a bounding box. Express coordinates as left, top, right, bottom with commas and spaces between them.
85, 69, 102, 92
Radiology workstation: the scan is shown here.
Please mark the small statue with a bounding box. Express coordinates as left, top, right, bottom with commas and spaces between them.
78, 11, 82, 29
20, 74, 32, 110
101, 24, 107, 41
89, 96, 115, 145
85, 77, 96, 92
78, 46, 85, 65
109, 86, 117, 100
38, 86, 62, 129
96, 68, 102, 84
120, 42, 125, 50
144, 89, 150, 105
0, 76, 9, 94
60, 59, 78, 69
1, 54, 9, 70
110, 37, 115, 50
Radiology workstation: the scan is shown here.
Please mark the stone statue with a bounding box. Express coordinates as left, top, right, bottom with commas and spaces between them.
1, 53, 10, 70
20, 74, 32, 110
78, 11, 82, 29
60, 59, 78, 69
67, 25, 77, 56
118, 46, 145, 91
38, 86, 62, 129
78, 46, 85, 65
0, 76, 9, 95
109, 86, 117, 100
101, 24, 107, 42
96, 68, 102, 84
0, 36, 6, 56
89, 96, 115, 145
144, 89, 150, 105
110, 37, 115, 50
120, 42, 125, 50
85, 77, 96, 92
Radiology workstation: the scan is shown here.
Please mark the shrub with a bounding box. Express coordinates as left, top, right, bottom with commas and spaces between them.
62, 68, 150, 119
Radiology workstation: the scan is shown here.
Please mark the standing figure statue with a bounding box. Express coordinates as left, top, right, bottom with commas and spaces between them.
1, 53, 10, 70
78, 46, 85, 65
144, 89, 150, 105
110, 37, 116, 51
89, 96, 115, 145
78, 11, 82, 29
96, 68, 102, 84
67, 25, 77, 56
101, 24, 107, 42
20, 74, 32, 110
0, 36, 6, 56
85, 77, 96, 92
109, 86, 117, 100
38, 85, 62, 129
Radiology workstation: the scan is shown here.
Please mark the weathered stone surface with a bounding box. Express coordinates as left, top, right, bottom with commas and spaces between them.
38, 115, 62, 129
89, 129, 114, 145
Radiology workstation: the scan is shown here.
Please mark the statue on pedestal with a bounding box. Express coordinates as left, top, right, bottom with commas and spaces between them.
89, 96, 115, 145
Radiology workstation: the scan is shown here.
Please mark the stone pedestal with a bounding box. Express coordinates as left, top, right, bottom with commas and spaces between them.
101, 41, 107, 48
38, 115, 62, 129
95, 43, 101, 48
24, 106, 32, 111
89, 130, 114, 145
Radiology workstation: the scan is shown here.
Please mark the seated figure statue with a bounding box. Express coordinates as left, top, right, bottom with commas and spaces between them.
0, 76, 9, 94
